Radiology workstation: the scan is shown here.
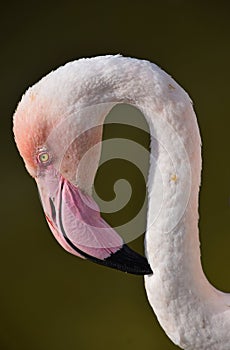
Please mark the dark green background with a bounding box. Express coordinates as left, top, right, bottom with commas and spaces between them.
1, 1, 230, 349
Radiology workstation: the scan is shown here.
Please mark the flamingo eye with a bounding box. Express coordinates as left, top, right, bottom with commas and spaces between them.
38, 151, 50, 163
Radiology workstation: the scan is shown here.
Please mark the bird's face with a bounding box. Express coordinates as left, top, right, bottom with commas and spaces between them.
13, 76, 152, 275
13, 88, 114, 258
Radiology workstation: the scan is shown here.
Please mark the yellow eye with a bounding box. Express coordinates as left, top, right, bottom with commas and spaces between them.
38, 152, 49, 163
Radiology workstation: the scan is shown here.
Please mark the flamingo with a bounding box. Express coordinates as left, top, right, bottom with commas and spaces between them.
13, 55, 230, 349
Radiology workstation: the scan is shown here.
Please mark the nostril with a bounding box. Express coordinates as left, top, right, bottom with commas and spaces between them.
49, 197, 56, 225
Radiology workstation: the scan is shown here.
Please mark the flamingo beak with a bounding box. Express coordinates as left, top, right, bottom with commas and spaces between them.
35, 165, 152, 275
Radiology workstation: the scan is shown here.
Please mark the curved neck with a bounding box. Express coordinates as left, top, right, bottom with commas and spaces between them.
48, 56, 203, 269
62, 56, 229, 348
72, 57, 205, 282
61, 56, 203, 263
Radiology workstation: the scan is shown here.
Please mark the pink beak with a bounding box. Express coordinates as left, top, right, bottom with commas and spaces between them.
36, 165, 152, 275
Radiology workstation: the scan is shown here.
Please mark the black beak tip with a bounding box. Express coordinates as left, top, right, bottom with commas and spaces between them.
101, 244, 153, 275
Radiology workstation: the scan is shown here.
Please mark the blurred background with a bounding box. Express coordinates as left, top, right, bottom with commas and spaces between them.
1, 0, 230, 349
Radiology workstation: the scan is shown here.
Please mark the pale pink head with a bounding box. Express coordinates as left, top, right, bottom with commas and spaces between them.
13, 56, 152, 275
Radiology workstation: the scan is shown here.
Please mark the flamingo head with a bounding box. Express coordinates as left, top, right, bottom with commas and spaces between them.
13, 59, 152, 275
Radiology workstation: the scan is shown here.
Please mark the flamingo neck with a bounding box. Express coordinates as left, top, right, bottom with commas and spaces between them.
66, 56, 230, 348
